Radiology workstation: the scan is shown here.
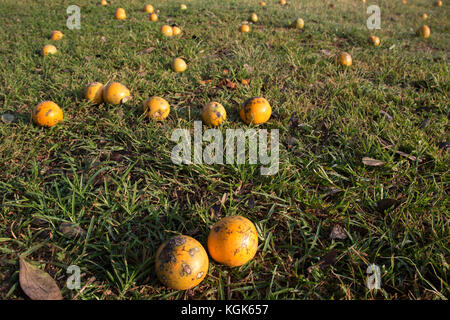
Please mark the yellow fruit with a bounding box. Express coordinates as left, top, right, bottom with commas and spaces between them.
259, 1, 266, 6
291, 18, 304, 29
144, 4, 154, 13
417, 25, 431, 38
172, 58, 187, 72
369, 35, 380, 46
155, 235, 209, 290
207, 216, 258, 267
180, 4, 187, 10
50, 30, 63, 41
150, 13, 158, 22
84, 82, 104, 104
338, 52, 352, 66
202, 102, 227, 127
421, 13, 428, 20
250, 13, 258, 23
280, 0, 287, 5
100, 0, 108, 5
435, 0, 443, 6
115, 8, 126, 20
240, 97, 272, 125
239, 24, 250, 33
402, 0, 407, 4
161, 25, 173, 36
142, 96, 170, 120
361, 0, 366, 3
32, 101, 63, 127
42, 44, 57, 56
102, 82, 131, 104
172, 26, 182, 36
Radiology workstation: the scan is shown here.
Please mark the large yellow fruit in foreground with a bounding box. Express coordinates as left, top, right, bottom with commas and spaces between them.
417, 25, 431, 38
172, 58, 187, 72
202, 102, 226, 127
161, 25, 173, 36
84, 82, 104, 104
239, 24, 250, 33
102, 82, 131, 104
172, 26, 182, 36
291, 18, 304, 29
207, 216, 258, 267
155, 235, 209, 290
338, 52, 352, 66
143, 96, 170, 120
115, 8, 126, 20
42, 44, 57, 56
369, 35, 380, 46
150, 13, 158, 21
32, 101, 63, 127
144, 4, 154, 13
50, 30, 63, 41
240, 97, 272, 125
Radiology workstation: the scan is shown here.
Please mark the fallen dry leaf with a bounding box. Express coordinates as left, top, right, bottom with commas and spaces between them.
19, 257, 63, 300
330, 225, 347, 240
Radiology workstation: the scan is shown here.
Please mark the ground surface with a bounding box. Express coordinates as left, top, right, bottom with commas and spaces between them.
0, 0, 448, 300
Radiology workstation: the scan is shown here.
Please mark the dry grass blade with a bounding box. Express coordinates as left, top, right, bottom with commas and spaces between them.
362, 157, 385, 167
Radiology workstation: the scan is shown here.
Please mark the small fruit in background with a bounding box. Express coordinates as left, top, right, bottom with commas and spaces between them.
171, 58, 187, 72
102, 82, 131, 104
115, 8, 126, 20
144, 4, 154, 13
32, 101, 63, 127
239, 24, 250, 33
42, 44, 57, 56
207, 216, 258, 267
100, 0, 108, 5
369, 35, 380, 46
84, 82, 104, 104
402, 0, 407, 4
259, 1, 266, 6
50, 30, 63, 41
155, 235, 209, 290
240, 97, 272, 125
202, 102, 227, 127
417, 25, 431, 38
172, 26, 182, 36
337, 52, 352, 66
435, 0, 443, 6
280, 0, 287, 5
161, 25, 173, 36
361, 0, 366, 3
142, 96, 170, 120
291, 18, 304, 29
180, 4, 187, 10
150, 13, 158, 21
250, 13, 258, 23
421, 13, 428, 20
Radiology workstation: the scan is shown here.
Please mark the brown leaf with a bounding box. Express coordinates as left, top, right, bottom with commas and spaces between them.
19, 257, 63, 300
59, 222, 87, 239
362, 157, 385, 167
330, 225, 347, 240
318, 249, 337, 270
140, 47, 155, 54
376, 198, 401, 213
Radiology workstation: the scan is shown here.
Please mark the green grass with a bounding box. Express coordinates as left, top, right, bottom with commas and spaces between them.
0, 0, 448, 300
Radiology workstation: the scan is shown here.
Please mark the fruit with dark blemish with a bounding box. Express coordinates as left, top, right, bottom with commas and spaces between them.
155, 235, 209, 290
207, 216, 258, 267
142, 96, 170, 120
202, 101, 226, 127
32, 101, 63, 127
240, 97, 272, 125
